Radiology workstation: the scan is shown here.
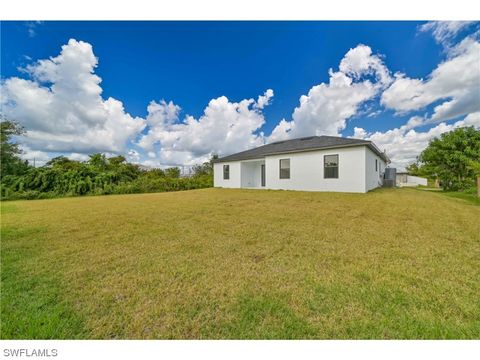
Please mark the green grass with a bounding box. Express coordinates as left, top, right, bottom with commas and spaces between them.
1, 223, 87, 339
1, 188, 479, 339
414, 187, 480, 205
441, 191, 480, 205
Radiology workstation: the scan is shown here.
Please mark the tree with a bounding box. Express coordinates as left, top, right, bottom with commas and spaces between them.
0, 118, 29, 179
192, 163, 210, 176
191, 154, 218, 177
405, 161, 425, 177
418, 127, 480, 191
108, 155, 127, 167
46, 156, 81, 170
468, 160, 480, 197
142, 168, 165, 178
88, 153, 108, 170
192, 161, 213, 177
164, 167, 180, 178
0, 119, 213, 199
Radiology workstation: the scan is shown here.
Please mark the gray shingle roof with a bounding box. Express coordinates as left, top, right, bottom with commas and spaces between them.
213, 135, 389, 163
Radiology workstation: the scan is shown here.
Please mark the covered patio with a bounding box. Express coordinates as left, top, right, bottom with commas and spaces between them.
240, 159, 265, 188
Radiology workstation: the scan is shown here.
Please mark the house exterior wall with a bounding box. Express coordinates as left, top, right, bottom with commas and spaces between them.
213, 162, 241, 188
365, 147, 387, 191
264, 146, 367, 193
214, 145, 387, 193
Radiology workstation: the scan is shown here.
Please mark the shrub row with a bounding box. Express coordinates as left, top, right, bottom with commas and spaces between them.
1, 175, 213, 200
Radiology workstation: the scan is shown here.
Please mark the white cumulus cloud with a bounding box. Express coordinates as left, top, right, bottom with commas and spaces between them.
354, 112, 480, 170
137, 92, 271, 166
255, 89, 274, 109
381, 36, 480, 125
419, 21, 477, 48
268, 44, 391, 142
1, 39, 145, 155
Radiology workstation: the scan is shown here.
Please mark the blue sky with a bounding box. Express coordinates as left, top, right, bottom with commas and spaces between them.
1, 21, 479, 169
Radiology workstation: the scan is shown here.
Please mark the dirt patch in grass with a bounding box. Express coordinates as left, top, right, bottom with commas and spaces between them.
1, 188, 479, 339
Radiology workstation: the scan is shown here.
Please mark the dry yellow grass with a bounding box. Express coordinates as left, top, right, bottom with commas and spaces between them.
1, 188, 479, 339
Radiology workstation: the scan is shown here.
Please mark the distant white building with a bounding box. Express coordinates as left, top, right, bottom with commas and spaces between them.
213, 136, 389, 193
396, 173, 428, 187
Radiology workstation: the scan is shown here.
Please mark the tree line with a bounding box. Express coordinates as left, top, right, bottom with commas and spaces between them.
405, 126, 480, 195
0, 120, 214, 200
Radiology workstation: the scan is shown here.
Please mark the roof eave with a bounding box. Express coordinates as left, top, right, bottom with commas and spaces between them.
366, 142, 390, 163
213, 142, 390, 163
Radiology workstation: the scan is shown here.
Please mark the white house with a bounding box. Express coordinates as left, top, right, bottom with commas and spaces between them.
213, 135, 389, 193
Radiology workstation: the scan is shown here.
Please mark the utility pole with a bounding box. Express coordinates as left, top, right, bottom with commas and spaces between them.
33, 157, 36, 168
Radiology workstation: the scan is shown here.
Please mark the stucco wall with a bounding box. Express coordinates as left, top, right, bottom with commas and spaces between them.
214, 145, 388, 193
264, 146, 367, 193
365, 147, 387, 192
213, 162, 241, 188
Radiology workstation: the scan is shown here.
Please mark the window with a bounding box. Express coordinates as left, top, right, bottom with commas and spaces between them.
324, 155, 339, 179
279, 159, 290, 179
375, 159, 378, 172
223, 164, 230, 180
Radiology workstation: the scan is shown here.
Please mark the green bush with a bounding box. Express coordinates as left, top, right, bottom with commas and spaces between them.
1, 148, 215, 201
1, 170, 213, 200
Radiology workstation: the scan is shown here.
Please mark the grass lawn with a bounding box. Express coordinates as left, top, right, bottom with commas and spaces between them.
1, 188, 479, 339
